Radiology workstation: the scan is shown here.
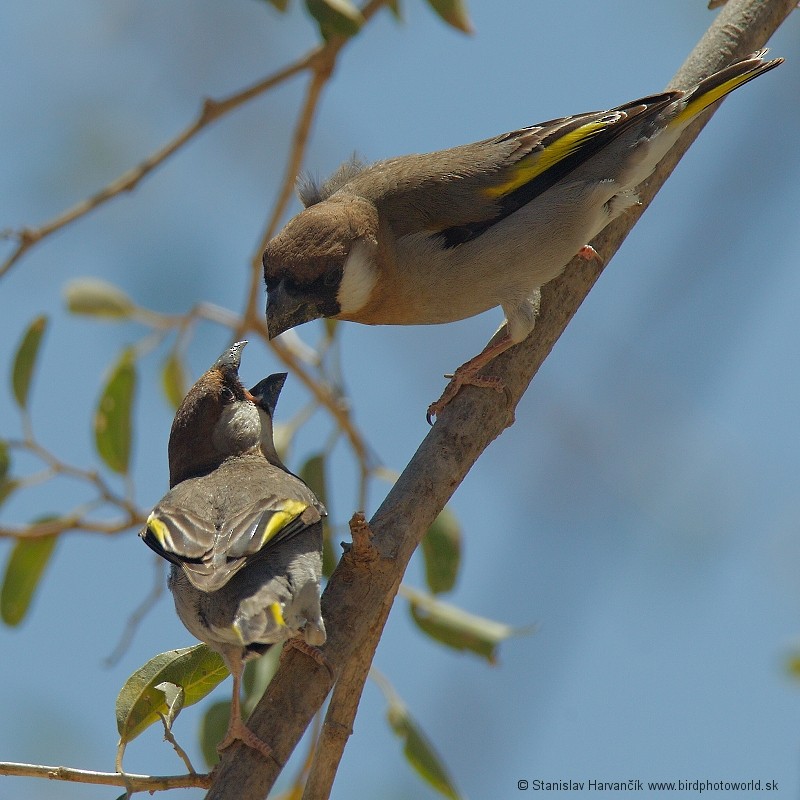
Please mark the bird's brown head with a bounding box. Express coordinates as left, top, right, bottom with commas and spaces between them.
167, 341, 261, 486
263, 195, 380, 338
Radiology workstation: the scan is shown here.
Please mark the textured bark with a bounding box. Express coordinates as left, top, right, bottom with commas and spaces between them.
206, 1, 796, 797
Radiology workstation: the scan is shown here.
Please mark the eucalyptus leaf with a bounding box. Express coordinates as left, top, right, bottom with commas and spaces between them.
0, 478, 18, 510
12, 315, 47, 409
0, 441, 11, 508
94, 348, 136, 475
161, 351, 188, 410
0, 532, 58, 626
116, 644, 228, 750
386, 0, 402, 20
299, 452, 337, 577
421, 508, 461, 594
406, 587, 531, 663
425, 0, 473, 33
305, 0, 364, 38
64, 277, 135, 319
0, 441, 9, 481
387, 699, 461, 800
200, 699, 230, 768
154, 681, 185, 730
242, 645, 281, 715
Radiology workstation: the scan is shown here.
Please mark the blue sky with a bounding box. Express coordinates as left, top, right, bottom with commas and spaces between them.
2, 2, 800, 798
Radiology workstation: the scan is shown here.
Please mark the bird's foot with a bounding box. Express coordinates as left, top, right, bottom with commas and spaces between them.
217, 716, 273, 760
283, 635, 335, 682
577, 244, 603, 264
426, 366, 510, 425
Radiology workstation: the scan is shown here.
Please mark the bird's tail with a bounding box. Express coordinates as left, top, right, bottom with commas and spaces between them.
671, 49, 783, 128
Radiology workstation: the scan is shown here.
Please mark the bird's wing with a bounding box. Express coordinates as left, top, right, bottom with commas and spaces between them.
140, 487, 325, 592
343, 92, 679, 242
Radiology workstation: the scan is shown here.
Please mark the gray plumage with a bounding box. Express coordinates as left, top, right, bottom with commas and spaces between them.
141, 342, 326, 756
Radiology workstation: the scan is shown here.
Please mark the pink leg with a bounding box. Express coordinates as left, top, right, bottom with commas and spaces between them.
217, 656, 273, 760
426, 333, 516, 424
577, 244, 603, 264
283, 635, 335, 682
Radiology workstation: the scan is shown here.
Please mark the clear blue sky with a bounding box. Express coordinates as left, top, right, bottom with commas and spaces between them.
2, 2, 800, 798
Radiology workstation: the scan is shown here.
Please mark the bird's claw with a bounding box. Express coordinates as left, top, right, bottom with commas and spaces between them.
217, 717, 273, 760
577, 244, 603, 264
283, 635, 335, 682
426, 368, 509, 424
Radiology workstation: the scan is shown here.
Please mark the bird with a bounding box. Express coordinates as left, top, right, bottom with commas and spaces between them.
262, 51, 782, 421
140, 341, 327, 759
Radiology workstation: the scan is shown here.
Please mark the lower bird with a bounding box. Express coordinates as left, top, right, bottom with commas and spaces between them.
262, 51, 782, 420
140, 341, 327, 758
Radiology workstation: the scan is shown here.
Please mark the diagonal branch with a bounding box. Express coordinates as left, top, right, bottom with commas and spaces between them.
200, 0, 796, 796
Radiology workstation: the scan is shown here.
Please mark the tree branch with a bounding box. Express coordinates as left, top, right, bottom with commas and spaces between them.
0, 0, 388, 281
0, 761, 211, 793
204, 1, 795, 796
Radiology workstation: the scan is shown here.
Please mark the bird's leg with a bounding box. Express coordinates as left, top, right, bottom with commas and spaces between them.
217, 655, 273, 760
426, 333, 516, 424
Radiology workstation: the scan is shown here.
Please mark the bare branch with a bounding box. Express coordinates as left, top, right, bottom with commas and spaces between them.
0, 761, 211, 793
204, 1, 797, 797
0, 38, 323, 279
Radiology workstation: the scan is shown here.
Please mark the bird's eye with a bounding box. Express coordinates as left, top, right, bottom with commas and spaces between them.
220, 386, 236, 404
323, 265, 342, 288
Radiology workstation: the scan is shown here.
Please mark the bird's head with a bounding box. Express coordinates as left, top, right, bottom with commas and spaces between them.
263, 195, 379, 338
167, 341, 261, 486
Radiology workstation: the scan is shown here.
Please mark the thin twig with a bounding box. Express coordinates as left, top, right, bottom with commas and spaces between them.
0, 761, 211, 792
158, 715, 199, 775
0, 44, 326, 279
104, 554, 166, 667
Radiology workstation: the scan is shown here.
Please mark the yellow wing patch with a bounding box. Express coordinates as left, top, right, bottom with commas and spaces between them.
483, 118, 612, 200
671, 70, 762, 128
146, 512, 172, 549
259, 499, 310, 548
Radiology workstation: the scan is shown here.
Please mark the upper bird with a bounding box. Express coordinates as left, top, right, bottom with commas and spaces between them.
262, 51, 782, 420
140, 342, 326, 759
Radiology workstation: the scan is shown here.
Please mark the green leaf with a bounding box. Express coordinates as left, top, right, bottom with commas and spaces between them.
64, 278, 136, 319
787, 653, 800, 680
242, 645, 281, 715
387, 699, 461, 800
0, 442, 14, 511
0, 478, 18, 510
305, 0, 364, 38
94, 348, 136, 474
154, 681, 185, 730
421, 508, 461, 594
406, 587, 531, 663
323, 317, 339, 338
1, 533, 58, 626
0, 441, 10, 482
116, 644, 228, 748
264, 0, 290, 10
300, 452, 337, 577
12, 315, 47, 409
425, 0, 473, 33
200, 699, 230, 768
161, 351, 188, 411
